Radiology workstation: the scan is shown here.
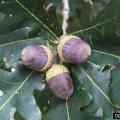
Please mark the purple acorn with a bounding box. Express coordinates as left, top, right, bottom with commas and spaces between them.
57, 35, 91, 64
46, 64, 74, 99
21, 45, 54, 71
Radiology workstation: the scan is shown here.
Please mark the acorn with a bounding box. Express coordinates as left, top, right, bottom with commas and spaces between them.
46, 64, 74, 99
21, 45, 54, 71
57, 35, 91, 64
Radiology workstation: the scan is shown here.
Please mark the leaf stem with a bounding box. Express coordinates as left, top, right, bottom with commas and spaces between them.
66, 99, 71, 120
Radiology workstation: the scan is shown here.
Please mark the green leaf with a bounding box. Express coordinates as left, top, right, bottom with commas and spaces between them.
0, 2, 62, 119
89, 41, 120, 113
37, 86, 96, 120
0, 0, 62, 40
67, 1, 120, 119
68, 0, 120, 43
0, 0, 62, 119
77, 62, 113, 117
111, 65, 120, 109
0, 0, 120, 120
0, 38, 46, 120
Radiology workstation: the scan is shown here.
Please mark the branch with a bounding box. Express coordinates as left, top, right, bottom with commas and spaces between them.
61, 0, 70, 38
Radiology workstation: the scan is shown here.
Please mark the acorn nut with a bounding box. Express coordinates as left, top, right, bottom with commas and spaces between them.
46, 64, 74, 99
21, 45, 54, 71
57, 35, 91, 64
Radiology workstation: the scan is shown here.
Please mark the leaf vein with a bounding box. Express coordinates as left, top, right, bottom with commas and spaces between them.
0, 37, 43, 47
79, 66, 119, 112
69, 18, 113, 35
15, 0, 58, 40
0, 71, 34, 110
92, 49, 120, 60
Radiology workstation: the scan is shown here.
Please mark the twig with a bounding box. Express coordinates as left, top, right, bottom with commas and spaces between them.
61, 0, 70, 38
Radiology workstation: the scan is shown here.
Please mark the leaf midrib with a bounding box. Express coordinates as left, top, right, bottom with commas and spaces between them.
79, 65, 120, 113
16, 0, 59, 40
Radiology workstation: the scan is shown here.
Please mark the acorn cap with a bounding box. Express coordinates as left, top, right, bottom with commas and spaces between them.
57, 35, 80, 62
46, 64, 69, 82
40, 45, 54, 71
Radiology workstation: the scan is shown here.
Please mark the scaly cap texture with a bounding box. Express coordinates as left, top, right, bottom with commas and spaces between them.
46, 64, 69, 82
40, 45, 54, 71
57, 35, 80, 62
